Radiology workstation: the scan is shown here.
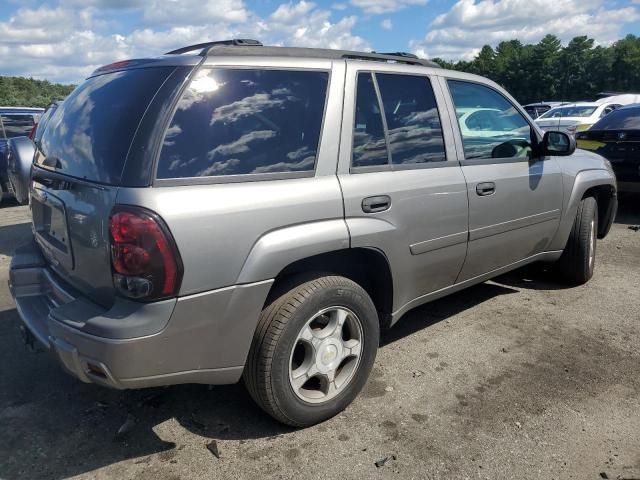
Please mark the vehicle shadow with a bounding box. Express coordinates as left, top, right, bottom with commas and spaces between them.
0, 198, 20, 209
615, 193, 640, 226
0, 306, 293, 480
0, 265, 581, 479
382, 281, 519, 346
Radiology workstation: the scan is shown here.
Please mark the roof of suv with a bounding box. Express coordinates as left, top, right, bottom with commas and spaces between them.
91, 38, 441, 77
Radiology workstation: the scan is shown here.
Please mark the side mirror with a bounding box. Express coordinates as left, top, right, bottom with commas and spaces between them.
541, 130, 575, 157
7, 136, 36, 205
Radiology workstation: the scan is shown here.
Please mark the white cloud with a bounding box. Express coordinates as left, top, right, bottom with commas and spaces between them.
349, 0, 427, 14
411, 0, 640, 60
0, 1, 368, 83
142, 0, 248, 25
381, 18, 393, 29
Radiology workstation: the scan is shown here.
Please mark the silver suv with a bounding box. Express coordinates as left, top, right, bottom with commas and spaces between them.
9, 40, 618, 427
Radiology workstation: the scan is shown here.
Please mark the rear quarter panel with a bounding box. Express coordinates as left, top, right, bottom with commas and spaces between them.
116, 177, 346, 295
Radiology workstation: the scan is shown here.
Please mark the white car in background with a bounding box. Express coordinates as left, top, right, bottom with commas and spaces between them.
456, 107, 530, 138
535, 102, 621, 136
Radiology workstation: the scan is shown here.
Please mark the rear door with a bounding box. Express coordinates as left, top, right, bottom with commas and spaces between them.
30, 66, 184, 307
441, 77, 563, 281
338, 64, 469, 313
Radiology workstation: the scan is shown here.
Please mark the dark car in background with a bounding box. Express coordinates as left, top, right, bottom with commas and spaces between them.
0, 107, 44, 202
576, 104, 640, 193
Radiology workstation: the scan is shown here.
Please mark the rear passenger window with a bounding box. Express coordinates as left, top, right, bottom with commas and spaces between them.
376, 74, 446, 165
157, 68, 329, 179
351, 72, 446, 169
352, 73, 389, 168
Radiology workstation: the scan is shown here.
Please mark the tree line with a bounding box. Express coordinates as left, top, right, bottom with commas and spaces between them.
1, 34, 639, 108
0, 76, 75, 108
433, 34, 640, 105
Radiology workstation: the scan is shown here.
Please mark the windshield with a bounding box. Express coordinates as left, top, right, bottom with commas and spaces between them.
37, 67, 174, 184
591, 108, 640, 130
539, 106, 597, 119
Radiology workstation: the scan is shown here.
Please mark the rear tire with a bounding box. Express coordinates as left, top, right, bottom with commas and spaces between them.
244, 275, 379, 427
556, 196, 598, 285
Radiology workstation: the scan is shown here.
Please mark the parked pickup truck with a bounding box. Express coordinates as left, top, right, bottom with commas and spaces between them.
9, 40, 618, 427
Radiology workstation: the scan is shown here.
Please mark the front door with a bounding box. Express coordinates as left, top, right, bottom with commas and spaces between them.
337, 66, 469, 314
442, 78, 564, 281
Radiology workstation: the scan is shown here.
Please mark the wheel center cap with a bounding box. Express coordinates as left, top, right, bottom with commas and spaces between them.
316, 338, 342, 372
322, 345, 338, 364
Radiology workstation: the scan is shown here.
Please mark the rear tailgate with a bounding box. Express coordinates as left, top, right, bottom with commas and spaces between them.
29, 66, 181, 307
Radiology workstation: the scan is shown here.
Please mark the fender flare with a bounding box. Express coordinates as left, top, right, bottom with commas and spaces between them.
235, 219, 350, 284
549, 168, 616, 251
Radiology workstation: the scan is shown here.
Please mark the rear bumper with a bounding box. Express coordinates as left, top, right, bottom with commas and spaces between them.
9, 239, 273, 389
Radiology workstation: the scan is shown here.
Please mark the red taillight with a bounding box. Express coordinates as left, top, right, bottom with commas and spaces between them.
28, 123, 37, 139
109, 208, 182, 300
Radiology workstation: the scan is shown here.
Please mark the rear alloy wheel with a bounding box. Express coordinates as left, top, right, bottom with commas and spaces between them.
244, 276, 379, 427
556, 195, 598, 285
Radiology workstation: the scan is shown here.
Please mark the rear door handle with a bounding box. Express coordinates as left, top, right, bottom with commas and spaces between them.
362, 195, 391, 213
476, 182, 496, 196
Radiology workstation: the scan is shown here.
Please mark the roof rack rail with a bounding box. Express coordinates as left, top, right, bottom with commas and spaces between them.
166, 39, 262, 56
165, 40, 439, 68
374, 51, 418, 59
342, 51, 433, 67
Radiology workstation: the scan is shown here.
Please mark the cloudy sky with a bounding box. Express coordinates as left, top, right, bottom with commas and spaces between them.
1, 0, 639, 84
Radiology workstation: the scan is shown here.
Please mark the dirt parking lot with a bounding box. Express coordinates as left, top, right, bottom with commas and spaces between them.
0, 197, 638, 480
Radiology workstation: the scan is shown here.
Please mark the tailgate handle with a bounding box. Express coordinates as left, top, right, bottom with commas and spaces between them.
362, 195, 391, 213
476, 182, 496, 196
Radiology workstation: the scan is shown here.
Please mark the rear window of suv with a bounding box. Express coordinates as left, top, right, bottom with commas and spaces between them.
156, 68, 329, 180
0, 114, 35, 138
36, 67, 175, 184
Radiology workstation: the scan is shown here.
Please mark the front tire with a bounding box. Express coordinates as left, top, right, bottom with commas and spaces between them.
244, 276, 379, 427
556, 196, 598, 285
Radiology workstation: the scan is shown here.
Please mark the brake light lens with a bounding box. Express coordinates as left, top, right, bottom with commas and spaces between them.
109, 207, 182, 300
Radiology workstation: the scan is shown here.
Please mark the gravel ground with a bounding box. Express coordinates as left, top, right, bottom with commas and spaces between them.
0, 196, 639, 480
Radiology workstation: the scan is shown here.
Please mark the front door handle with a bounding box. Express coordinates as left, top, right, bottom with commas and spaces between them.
476, 182, 496, 196
362, 195, 391, 213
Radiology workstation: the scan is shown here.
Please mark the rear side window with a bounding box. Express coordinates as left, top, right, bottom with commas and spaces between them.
592, 108, 640, 130
352, 73, 389, 168
156, 68, 329, 179
0, 114, 35, 138
38, 67, 174, 184
376, 73, 446, 165
352, 72, 446, 169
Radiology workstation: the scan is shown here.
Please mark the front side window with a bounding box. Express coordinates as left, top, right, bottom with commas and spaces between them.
448, 80, 532, 160
156, 68, 329, 179
539, 106, 597, 119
